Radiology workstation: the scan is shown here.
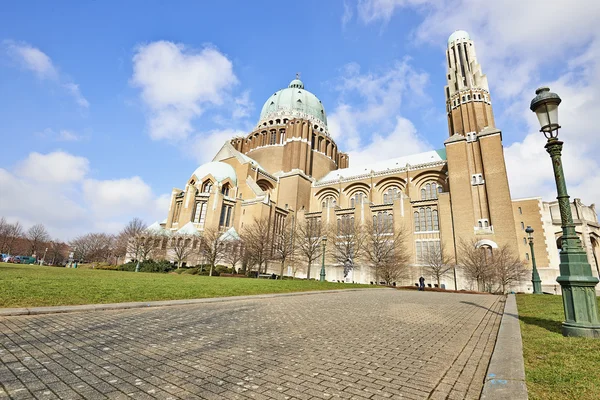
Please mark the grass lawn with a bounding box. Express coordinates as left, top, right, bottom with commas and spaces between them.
0, 263, 371, 308
516, 294, 600, 400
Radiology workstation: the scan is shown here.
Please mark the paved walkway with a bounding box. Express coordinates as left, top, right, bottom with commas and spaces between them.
0, 290, 504, 400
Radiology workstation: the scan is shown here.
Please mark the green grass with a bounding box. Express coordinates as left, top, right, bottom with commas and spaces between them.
0, 263, 370, 308
516, 294, 600, 400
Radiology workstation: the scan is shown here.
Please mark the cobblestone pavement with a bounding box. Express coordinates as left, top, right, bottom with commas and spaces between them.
0, 290, 504, 400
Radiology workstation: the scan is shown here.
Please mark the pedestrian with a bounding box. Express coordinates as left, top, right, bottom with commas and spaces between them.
419, 276, 425, 291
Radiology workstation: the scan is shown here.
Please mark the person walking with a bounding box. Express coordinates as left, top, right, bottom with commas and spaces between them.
419, 276, 425, 291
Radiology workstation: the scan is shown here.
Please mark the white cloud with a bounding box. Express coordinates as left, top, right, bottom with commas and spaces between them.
38, 128, 83, 142
342, 1, 354, 27
328, 59, 431, 161
187, 128, 247, 165
5, 40, 57, 79
4, 40, 89, 108
83, 177, 154, 218
232, 90, 253, 119
131, 41, 238, 140
63, 83, 90, 109
15, 151, 89, 183
1, 151, 168, 241
349, 116, 430, 165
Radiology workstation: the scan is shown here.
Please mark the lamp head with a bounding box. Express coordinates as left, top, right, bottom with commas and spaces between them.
322, 236, 327, 245
530, 87, 561, 138
525, 226, 534, 238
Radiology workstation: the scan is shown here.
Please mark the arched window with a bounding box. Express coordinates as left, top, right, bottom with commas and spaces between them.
350, 192, 365, 208
426, 208, 432, 231
221, 184, 230, 196
384, 187, 399, 204
433, 210, 439, 231
322, 195, 336, 210
419, 208, 426, 231
202, 180, 213, 193
414, 212, 420, 232
421, 182, 440, 200
270, 131, 277, 145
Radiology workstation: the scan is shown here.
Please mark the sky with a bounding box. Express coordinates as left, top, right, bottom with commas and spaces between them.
1, 0, 599, 241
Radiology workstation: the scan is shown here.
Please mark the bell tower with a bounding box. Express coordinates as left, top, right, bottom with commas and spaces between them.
444, 30, 518, 249
445, 30, 495, 137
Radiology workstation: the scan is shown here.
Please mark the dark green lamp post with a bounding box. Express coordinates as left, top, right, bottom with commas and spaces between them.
320, 236, 327, 282
525, 226, 542, 294
530, 87, 600, 338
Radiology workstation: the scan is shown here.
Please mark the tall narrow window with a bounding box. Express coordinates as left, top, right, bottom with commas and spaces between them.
416, 242, 422, 263
421, 188, 426, 200
198, 203, 207, 228
202, 180, 213, 193
270, 131, 276, 145
433, 210, 439, 231
193, 202, 202, 223
414, 212, 420, 232
426, 208, 433, 231
419, 208, 426, 231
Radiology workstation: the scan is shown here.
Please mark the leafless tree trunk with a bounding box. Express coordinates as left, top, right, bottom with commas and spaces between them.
241, 218, 272, 276
201, 227, 227, 276
491, 245, 528, 293
171, 234, 196, 269
117, 217, 151, 263
273, 216, 296, 279
457, 238, 495, 292
223, 240, 243, 272
328, 217, 367, 279
364, 220, 410, 285
422, 241, 454, 287
0, 218, 23, 254
27, 223, 50, 257
70, 233, 116, 263
296, 217, 323, 280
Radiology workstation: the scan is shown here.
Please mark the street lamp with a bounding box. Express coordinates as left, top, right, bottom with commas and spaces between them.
525, 226, 542, 294
40, 247, 48, 266
320, 236, 327, 282
530, 87, 600, 338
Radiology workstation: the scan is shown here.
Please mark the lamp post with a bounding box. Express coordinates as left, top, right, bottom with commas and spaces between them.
320, 236, 327, 282
530, 87, 600, 338
525, 226, 542, 294
40, 247, 48, 266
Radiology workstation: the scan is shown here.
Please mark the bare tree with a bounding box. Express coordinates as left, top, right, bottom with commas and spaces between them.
0, 218, 23, 254
70, 233, 115, 263
295, 217, 323, 280
273, 216, 296, 278
328, 216, 367, 279
27, 223, 50, 257
171, 234, 196, 269
118, 218, 153, 262
201, 227, 227, 276
223, 240, 243, 272
48, 241, 67, 265
241, 218, 272, 275
364, 219, 410, 284
491, 245, 528, 293
458, 238, 495, 292
422, 241, 454, 287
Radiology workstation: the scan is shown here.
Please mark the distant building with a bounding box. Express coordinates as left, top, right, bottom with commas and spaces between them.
144, 30, 600, 290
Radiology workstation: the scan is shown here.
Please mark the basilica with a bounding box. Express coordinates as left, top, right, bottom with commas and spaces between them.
145, 31, 600, 291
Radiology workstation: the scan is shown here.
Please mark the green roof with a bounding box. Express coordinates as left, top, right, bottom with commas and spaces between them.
435, 148, 447, 160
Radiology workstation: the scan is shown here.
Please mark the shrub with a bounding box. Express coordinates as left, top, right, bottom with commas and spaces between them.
118, 260, 175, 273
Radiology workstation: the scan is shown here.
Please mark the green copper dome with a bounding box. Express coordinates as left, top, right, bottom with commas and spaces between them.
448, 30, 470, 45
259, 77, 327, 127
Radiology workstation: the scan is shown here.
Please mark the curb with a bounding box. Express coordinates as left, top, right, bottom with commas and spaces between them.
0, 288, 386, 317
481, 294, 528, 399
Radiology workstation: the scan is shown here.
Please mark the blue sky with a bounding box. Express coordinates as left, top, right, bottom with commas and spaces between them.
1, 1, 599, 240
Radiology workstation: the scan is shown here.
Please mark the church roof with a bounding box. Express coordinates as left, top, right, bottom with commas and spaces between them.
317, 149, 447, 184
259, 77, 327, 126
192, 161, 237, 185
219, 227, 240, 242
448, 30, 470, 44
177, 222, 200, 236
146, 221, 171, 236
